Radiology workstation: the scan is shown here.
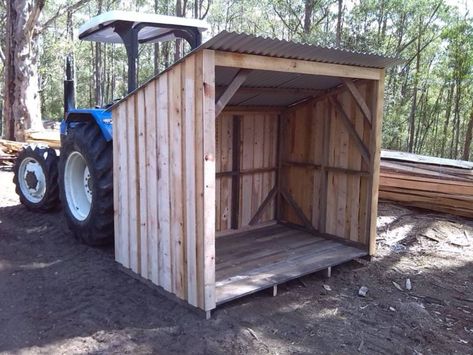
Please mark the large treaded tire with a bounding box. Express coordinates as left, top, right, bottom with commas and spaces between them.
13, 145, 60, 212
59, 122, 113, 245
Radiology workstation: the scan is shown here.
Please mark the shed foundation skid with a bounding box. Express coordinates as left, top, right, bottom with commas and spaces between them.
112, 32, 394, 312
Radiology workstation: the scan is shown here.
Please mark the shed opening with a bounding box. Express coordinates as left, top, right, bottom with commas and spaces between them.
213, 65, 380, 304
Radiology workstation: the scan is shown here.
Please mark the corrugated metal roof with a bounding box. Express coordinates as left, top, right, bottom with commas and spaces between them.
202, 31, 401, 69
215, 66, 342, 107
109, 31, 400, 111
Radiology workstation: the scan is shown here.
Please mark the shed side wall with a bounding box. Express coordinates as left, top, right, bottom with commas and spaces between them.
112, 50, 216, 311
281, 81, 375, 246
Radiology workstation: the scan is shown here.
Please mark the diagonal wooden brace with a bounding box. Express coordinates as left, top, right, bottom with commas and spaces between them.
215, 69, 252, 117
249, 185, 278, 225
329, 96, 370, 165
342, 78, 372, 126
280, 188, 315, 231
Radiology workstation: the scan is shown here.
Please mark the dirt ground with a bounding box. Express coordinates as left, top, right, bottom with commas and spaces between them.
0, 167, 472, 355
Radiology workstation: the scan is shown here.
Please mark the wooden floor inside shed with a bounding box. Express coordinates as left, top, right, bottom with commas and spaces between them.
215, 224, 367, 305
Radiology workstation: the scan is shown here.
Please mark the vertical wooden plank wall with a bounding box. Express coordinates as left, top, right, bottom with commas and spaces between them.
281, 81, 375, 247
112, 50, 216, 311
215, 111, 279, 232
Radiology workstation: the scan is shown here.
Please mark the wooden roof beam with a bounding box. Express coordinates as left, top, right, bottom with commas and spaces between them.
216, 86, 323, 96
215, 69, 252, 117
215, 51, 383, 81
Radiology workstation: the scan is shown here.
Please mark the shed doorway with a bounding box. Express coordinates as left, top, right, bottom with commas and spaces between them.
213, 66, 379, 305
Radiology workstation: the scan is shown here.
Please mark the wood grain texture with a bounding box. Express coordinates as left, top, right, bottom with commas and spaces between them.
215, 224, 367, 305
111, 51, 216, 311
144, 81, 159, 284
126, 96, 140, 273
111, 48, 386, 311
201, 49, 216, 311
281, 80, 377, 246
215, 111, 278, 231
136, 90, 148, 279
215, 51, 382, 80
368, 76, 384, 255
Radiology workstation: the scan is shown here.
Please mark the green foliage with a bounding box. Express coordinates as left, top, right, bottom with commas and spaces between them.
2, 0, 473, 159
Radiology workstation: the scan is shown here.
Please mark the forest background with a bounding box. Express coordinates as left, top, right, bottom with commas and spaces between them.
1, 0, 472, 160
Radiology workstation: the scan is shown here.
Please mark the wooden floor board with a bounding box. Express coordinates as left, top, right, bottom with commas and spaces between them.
215, 224, 366, 305
216, 225, 294, 254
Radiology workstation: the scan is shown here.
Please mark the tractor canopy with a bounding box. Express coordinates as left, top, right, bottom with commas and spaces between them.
78, 11, 209, 93
79, 11, 208, 46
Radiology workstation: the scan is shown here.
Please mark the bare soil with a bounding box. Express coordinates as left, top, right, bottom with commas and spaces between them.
0, 167, 472, 354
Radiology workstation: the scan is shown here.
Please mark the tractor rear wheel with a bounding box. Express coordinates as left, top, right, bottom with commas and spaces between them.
59, 122, 113, 245
13, 145, 60, 212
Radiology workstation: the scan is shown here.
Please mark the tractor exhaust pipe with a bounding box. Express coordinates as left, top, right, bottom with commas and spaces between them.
64, 55, 76, 117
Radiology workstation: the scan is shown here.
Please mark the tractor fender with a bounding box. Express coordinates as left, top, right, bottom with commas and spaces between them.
61, 108, 113, 142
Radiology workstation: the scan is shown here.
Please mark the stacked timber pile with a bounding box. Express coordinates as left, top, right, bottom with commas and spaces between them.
0, 130, 60, 166
25, 130, 61, 149
0, 140, 25, 166
379, 150, 473, 218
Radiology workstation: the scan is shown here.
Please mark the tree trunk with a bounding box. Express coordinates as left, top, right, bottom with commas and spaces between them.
303, 0, 314, 34
407, 22, 422, 153
336, 0, 343, 46
462, 108, 473, 161
3, 0, 44, 141
441, 82, 454, 157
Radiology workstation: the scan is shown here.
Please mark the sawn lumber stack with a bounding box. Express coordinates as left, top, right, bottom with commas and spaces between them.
379, 150, 473, 218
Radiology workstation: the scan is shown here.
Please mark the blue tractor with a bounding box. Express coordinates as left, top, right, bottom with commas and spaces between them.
13, 11, 208, 245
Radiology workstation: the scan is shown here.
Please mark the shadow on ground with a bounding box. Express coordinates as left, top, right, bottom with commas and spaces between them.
0, 173, 472, 354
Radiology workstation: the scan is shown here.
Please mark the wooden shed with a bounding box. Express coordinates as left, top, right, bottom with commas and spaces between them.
111, 32, 398, 315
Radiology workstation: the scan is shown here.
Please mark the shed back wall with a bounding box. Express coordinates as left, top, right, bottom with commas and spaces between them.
216, 111, 279, 232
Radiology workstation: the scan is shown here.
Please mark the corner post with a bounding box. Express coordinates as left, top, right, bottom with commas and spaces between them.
367, 71, 385, 255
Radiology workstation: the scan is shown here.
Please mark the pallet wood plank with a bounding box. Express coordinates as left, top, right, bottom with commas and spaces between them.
126, 95, 140, 273
318, 99, 331, 234
329, 96, 370, 165
156, 75, 172, 293
222, 115, 233, 230
215, 225, 366, 305
183, 56, 198, 306
168, 66, 185, 298
240, 114, 254, 226
144, 81, 159, 284
194, 51, 205, 309
202, 49, 216, 311
335, 92, 349, 239
137, 89, 148, 279
114, 102, 129, 267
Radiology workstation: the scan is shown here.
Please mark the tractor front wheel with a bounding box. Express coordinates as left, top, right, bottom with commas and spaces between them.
59, 122, 113, 245
13, 145, 60, 211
